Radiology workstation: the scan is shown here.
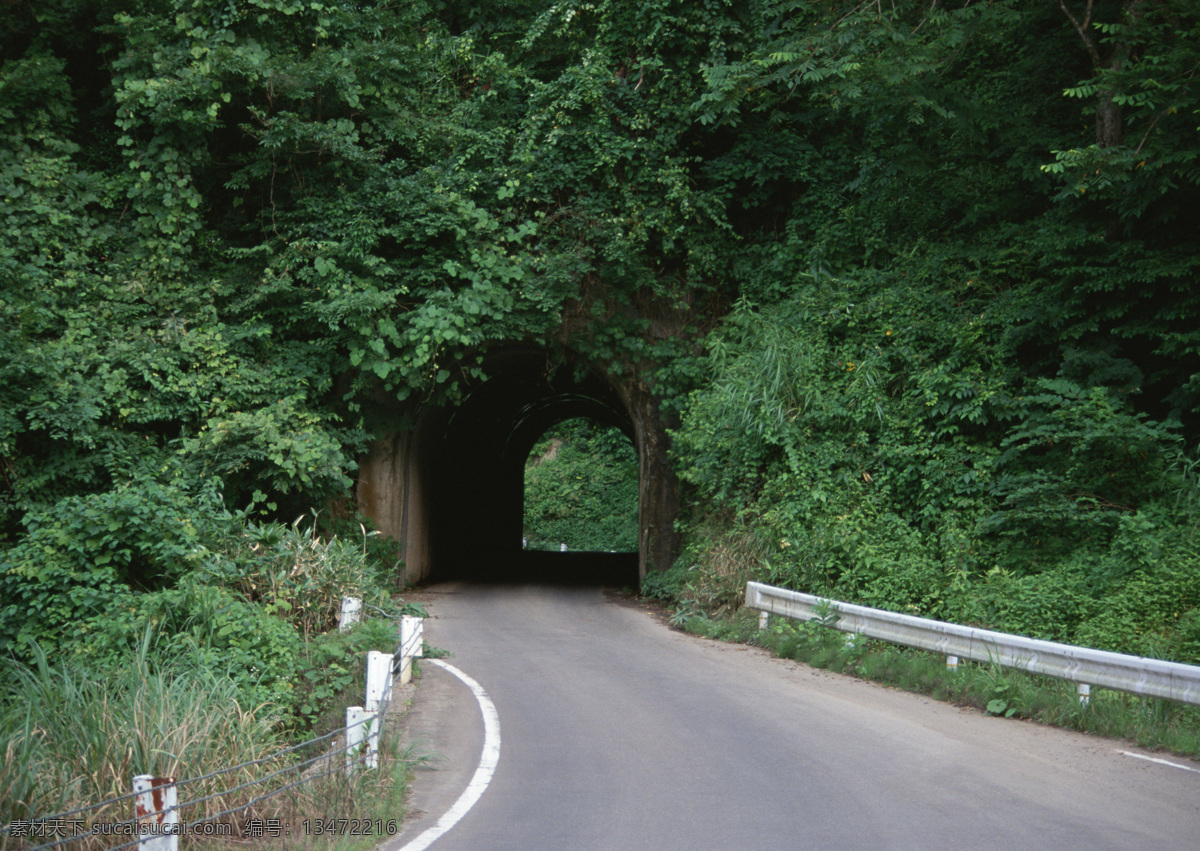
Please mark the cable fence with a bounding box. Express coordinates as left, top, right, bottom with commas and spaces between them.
2, 605, 424, 851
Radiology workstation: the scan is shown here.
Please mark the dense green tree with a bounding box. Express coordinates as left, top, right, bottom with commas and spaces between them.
523, 418, 638, 552
2, 0, 1198, 662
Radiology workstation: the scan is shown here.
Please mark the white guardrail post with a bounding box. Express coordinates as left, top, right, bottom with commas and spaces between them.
133, 775, 178, 851
346, 615, 425, 776
398, 615, 424, 685
338, 596, 362, 631
366, 650, 391, 712
345, 706, 378, 772
744, 581, 1200, 706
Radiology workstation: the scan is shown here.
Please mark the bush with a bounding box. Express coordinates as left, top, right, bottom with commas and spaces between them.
523, 418, 638, 552
67, 579, 303, 711
198, 513, 397, 637
671, 277, 1200, 662
0, 480, 221, 662
1, 481, 409, 725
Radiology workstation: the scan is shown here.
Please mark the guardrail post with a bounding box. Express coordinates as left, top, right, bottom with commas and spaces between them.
398, 616, 424, 685
745, 580, 1200, 708
947, 655, 959, 671
1078, 684, 1091, 707
345, 707, 379, 772
758, 611, 769, 631
338, 596, 362, 632
133, 775, 178, 851
366, 650, 391, 711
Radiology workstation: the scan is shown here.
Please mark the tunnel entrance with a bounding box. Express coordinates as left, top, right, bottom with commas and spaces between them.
357, 345, 675, 587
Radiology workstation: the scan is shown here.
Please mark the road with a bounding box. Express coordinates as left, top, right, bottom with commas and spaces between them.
385, 584, 1200, 850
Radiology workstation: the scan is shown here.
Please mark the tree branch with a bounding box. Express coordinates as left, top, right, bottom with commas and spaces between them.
1055, 0, 1101, 66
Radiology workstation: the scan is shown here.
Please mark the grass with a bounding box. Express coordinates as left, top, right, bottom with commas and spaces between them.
0, 636, 289, 849
1, 634, 428, 850
246, 664, 433, 851
674, 608, 1200, 760
220, 723, 425, 850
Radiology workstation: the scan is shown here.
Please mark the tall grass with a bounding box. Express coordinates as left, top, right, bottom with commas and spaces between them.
1, 635, 288, 848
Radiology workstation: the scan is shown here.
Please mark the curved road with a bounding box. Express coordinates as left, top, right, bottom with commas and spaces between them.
386, 584, 1200, 850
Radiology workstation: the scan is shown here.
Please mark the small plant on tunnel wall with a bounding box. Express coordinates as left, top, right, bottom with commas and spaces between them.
523, 418, 638, 552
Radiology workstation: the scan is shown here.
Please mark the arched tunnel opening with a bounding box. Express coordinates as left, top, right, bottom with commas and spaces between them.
521, 417, 638, 555
357, 345, 675, 587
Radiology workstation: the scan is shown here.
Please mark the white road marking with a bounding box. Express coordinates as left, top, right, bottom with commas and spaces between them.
400, 659, 501, 851
1120, 751, 1200, 775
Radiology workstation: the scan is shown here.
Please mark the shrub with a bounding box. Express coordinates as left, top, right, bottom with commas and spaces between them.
671, 279, 1200, 662
198, 513, 396, 637
523, 419, 638, 552
0, 480, 220, 662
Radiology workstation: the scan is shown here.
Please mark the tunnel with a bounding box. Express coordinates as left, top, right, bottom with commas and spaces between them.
356, 344, 679, 587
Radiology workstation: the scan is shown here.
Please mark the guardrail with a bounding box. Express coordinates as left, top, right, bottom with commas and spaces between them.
745, 581, 1200, 707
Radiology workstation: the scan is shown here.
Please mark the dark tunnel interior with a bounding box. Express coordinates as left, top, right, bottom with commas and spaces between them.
424, 347, 640, 586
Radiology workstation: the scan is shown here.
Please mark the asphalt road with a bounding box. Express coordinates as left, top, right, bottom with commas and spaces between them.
385, 584, 1200, 850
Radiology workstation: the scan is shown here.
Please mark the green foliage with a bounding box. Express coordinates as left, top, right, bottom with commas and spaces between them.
654, 515, 775, 617
640, 561, 691, 605
672, 263, 1199, 660
1044, 1, 1200, 225
1, 480, 406, 726
0, 637, 287, 829
523, 418, 638, 552
0, 478, 220, 660
198, 512, 396, 635
291, 617, 399, 733
982, 378, 1180, 555
3, 0, 1200, 777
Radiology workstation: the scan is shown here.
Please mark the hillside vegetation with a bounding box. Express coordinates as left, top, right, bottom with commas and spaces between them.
655, 0, 1200, 662
2, 0, 1199, 788
524, 419, 639, 552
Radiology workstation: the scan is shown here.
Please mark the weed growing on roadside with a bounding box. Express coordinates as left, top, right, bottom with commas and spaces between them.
675, 612, 1200, 759
0, 637, 288, 844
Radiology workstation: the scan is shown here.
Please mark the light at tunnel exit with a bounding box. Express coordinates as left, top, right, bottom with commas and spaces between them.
523, 417, 638, 553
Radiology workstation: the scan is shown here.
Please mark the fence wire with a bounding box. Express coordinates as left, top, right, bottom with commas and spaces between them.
1, 707, 382, 838
4, 639, 407, 851
105, 742, 365, 851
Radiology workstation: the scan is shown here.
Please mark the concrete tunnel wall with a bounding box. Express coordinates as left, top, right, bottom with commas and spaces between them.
356, 346, 679, 586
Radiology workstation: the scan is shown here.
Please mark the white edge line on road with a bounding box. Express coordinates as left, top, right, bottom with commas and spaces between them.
400, 659, 501, 851
1119, 750, 1200, 774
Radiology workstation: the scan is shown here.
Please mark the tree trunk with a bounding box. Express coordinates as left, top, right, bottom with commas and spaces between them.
1054, 0, 1144, 150
1095, 90, 1123, 149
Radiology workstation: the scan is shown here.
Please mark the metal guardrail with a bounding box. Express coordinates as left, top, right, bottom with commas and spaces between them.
745, 581, 1200, 706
